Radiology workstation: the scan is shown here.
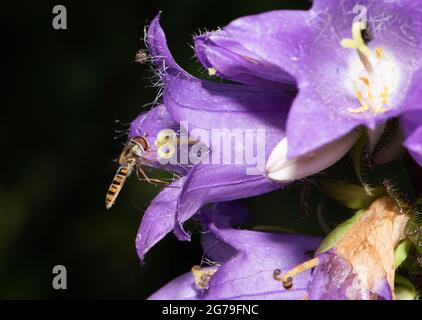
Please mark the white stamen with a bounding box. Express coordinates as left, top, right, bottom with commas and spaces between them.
266, 130, 360, 182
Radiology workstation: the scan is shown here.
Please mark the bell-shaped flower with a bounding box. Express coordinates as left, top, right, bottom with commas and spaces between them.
149, 202, 321, 299
194, 0, 422, 171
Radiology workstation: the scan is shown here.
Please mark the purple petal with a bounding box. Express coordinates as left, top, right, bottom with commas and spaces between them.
146, 15, 288, 241
194, 32, 296, 89
174, 164, 281, 241
135, 178, 185, 262
146, 14, 188, 79
149, 201, 321, 300
205, 228, 320, 300
403, 119, 422, 166
205, 201, 250, 228
205, 252, 309, 300
151, 232, 319, 300
129, 104, 178, 140
285, 89, 362, 161
200, 202, 250, 263
201, 230, 237, 264
164, 76, 291, 134
192, 1, 422, 158
129, 104, 179, 143
401, 69, 422, 166
148, 270, 204, 300
308, 250, 392, 300
194, 9, 309, 88
202, 209, 320, 299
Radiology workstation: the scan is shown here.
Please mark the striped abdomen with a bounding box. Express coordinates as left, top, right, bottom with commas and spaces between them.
105, 163, 134, 209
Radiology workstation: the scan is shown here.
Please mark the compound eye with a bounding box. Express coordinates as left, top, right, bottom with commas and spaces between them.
132, 136, 149, 151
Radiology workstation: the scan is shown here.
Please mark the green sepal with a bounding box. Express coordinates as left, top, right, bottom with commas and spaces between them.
395, 274, 417, 300
395, 239, 411, 268
404, 215, 422, 250
317, 210, 364, 253
318, 178, 385, 210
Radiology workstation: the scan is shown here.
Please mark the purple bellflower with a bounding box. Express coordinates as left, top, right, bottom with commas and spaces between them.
130, 98, 282, 263
148, 202, 321, 300
128, 83, 287, 263
129, 16, 286, 261
194, 0, 422, 175
129, 15, 357, 263
402, 108, 422, 167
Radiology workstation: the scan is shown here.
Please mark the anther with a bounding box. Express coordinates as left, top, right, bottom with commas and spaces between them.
208, 67, 217, 76
359, 76, 370, 88
273, 257, 320, 290
191, 265, 217, 289
375, 47, 383, 59
134, 49, 148, 64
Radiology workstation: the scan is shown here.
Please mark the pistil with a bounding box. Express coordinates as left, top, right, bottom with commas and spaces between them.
342, 22, 394, 114
341, 21, 374, 73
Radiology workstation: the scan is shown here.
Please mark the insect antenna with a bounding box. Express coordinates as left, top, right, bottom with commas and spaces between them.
114, 119, 131, 127
113, 132, 129, 141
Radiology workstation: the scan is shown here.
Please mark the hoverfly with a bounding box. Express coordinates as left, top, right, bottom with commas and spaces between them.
105, 135, 166, 210
106, 127, 202, 209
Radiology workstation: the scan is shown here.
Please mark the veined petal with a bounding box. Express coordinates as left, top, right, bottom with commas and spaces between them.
400, 69, 422, 166
285, 88, 363, 159
129, 104, 178, 139
135, 178, 185, 262
205, 252, 310, 300
145, 15, 291, 242
164, 76, 291, 134
174, 164, 280, 240
192, 1, 422, 159
203, 208, 320, 300
194, 31, 297, 89
150, 202, 321, 300
194, 9, 309, 87
147, 15, 292, 135
404, 123, 422, 166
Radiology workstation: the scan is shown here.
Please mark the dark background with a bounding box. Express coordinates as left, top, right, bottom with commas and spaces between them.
1, 0, 390, 299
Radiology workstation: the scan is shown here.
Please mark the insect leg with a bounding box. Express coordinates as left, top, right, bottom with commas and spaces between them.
136, 166, 171, 186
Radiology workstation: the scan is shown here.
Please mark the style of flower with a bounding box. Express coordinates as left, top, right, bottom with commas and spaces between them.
194, 0, 422, 175
148, 202, 321, 300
